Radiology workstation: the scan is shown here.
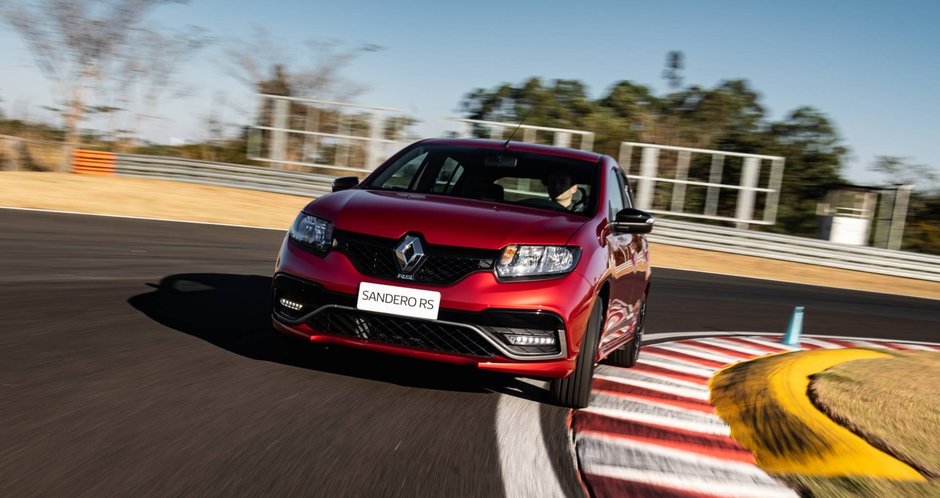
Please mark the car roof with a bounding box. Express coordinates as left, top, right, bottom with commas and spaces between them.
419, 138, 605, 164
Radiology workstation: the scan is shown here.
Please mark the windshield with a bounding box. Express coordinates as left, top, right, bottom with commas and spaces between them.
363, 145, 599, 217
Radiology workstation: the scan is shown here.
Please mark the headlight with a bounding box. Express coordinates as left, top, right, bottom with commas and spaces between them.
289, 213, 334, 252
496, 245, 579, 279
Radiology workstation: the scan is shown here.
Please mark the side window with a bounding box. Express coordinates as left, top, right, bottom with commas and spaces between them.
607, 169, 626, 219
432, 157, 464, 194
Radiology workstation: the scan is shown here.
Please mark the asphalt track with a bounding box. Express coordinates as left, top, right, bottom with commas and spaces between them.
1, 209, 938, 496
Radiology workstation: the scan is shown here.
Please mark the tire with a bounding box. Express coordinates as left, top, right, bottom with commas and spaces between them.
608, 298, 646, 368
549, 299, 603, 409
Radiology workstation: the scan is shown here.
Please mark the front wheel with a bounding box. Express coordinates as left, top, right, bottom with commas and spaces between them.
549, 299, 603, 408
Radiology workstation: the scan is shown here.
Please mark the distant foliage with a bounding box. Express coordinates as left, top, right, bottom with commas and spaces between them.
461, 77, 846, 237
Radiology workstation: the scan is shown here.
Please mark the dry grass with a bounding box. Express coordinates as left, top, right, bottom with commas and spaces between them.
2, 171, 940, 300
0, 172, 307, 228
781, 475, 940, 498
812, 352, 940, 476
789, 351, 940, 497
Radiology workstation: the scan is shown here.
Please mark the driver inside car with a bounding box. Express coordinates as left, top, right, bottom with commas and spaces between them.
544, 170, 584, 213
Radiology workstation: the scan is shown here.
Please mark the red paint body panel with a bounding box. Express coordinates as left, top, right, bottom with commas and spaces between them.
274, 139, 651, 379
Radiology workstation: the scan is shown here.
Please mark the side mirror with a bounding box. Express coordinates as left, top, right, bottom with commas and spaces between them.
612, 208, 655, 234
332, 176, 359, 192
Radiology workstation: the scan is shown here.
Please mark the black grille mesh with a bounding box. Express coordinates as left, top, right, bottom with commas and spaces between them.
307, 307, 499, 358
342, 242, 399, 278
414, 256, 491, 284
336, 233, 495, 285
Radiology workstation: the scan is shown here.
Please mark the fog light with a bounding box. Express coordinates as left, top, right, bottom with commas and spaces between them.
507, 335, 556, 346
279, 298, 303, 311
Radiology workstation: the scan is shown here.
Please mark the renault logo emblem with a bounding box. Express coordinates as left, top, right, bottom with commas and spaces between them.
394, 235, 425, 274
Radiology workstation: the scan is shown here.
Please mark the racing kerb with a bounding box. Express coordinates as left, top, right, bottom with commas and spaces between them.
573, 334, 940, 497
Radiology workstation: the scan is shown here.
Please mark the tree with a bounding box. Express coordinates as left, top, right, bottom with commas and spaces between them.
107, 24, 210, 148
870, 156, 939, 191
2, 0, 184, 156
224, 27, 382, 103
460, 73, 848, 236
761, 107, 846, 235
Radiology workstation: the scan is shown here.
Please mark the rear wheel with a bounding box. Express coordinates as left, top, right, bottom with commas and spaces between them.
608, 298, 646, 368
549, 299, 603, 409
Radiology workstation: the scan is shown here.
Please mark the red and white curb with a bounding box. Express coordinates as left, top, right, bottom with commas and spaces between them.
571, 335, 940, 498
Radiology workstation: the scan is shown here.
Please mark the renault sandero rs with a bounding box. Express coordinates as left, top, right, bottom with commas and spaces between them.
272, 138, 654, 408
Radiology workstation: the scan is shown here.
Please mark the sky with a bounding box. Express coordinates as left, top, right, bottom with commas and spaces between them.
2, 0, 938, 184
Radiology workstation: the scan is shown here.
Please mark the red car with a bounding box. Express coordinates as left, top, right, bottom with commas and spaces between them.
272, 138, 653, 408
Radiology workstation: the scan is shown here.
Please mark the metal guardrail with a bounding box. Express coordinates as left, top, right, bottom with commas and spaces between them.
115, 154, 336, 197
107, 153, 940, 283
651, 219, 940, 283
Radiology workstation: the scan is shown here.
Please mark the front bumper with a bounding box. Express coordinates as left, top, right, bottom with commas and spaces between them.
273, 237, 595, 378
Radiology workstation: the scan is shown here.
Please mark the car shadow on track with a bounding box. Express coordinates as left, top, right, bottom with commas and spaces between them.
128, 273, 550, 403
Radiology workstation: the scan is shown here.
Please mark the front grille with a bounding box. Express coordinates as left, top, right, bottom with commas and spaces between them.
342, 242, 399, 278
335, 231, 496, 285
414, 255, 493, 284
307, 307, 500, 358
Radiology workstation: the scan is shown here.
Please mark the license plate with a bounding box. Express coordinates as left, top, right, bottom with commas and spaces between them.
357, 282, 441, 320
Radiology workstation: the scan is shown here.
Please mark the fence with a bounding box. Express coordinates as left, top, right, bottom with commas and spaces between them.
248, 94, 413, 174
65, 150, 940, 283
651, 219, 940, 283
113, 154, 334, 197
619, 142, 785, 230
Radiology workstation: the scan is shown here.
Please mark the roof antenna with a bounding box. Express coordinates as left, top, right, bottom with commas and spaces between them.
503, 107, 533, 148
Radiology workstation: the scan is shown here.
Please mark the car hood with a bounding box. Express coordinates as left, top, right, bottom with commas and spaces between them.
305, 190, 588, 249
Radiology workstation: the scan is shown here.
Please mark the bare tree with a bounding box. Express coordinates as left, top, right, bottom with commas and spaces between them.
106, 25, 210, 148
223, 27, 382, 103
2, 0, 183, 159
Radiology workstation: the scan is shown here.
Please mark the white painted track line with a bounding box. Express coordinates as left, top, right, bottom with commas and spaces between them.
0, 205, 286, 231
639, 352, 720, 374
593, 374, 711, 401
589, 393, 725, 427
636, 358, 715, 378
798, 337, 846, 349
579, 407, 731, 437
890, 343, 938, 352
577, 434, 784, 482
594, 365, 712, 391
733, 336, 802, 352
696, 337, 776, 356
654, 343, 744, 364
584, 465, 797, 498
496, 392, 567, 497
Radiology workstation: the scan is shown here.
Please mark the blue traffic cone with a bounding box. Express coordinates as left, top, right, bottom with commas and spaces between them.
782, 306, 804, 345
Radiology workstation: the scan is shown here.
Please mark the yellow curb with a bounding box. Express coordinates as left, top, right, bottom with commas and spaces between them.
709, 348, 925, 480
